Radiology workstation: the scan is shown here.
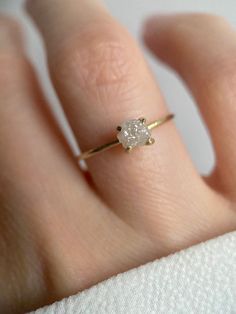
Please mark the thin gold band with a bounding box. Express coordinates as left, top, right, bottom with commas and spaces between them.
78, 113, 174, 161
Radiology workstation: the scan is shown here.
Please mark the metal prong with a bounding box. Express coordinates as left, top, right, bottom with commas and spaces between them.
125, 146, 132, 153
139, 117, 146, 124
146, 138, 155, 145
117, 126, 122, 131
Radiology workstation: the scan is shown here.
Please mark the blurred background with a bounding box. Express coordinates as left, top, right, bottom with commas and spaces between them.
0, 0, 236, 174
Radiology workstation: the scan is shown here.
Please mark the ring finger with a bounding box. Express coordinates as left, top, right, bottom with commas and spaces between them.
26, 0, 221, 243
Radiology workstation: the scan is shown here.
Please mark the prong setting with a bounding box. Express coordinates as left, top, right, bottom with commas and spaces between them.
117, 118, 152, 150
125, 146, 132, 153
146, 138, 155, 145
78, 114, 174, 160
139, 117, 146, 124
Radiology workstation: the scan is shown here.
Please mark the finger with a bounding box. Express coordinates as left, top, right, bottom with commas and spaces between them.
25, 0, 214, 237
0, 16, 172, 310
0, 14, 113, 311
0, 16, 91, 199
144, 13, 236, 198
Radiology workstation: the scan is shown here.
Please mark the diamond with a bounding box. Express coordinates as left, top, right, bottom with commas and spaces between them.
117, 119, 151, 149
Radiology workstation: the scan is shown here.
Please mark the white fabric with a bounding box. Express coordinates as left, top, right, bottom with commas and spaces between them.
31, 231, 236, 314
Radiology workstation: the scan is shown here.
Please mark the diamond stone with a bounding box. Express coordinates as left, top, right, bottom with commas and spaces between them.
117, 119, 151, 149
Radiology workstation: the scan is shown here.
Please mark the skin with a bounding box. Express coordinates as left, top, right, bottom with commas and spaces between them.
0, 1, 236, 312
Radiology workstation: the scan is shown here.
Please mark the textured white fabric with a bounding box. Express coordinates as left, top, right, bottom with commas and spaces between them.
31, 231, 236, 314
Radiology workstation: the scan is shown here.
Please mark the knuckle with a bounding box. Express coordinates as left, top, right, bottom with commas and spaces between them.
79, 40, 133, 88
53, 27, 139, 93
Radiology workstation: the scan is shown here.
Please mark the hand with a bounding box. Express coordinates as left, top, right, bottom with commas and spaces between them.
0, 1, 236, 312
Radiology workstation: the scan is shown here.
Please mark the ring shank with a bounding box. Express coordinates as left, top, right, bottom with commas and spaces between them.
78, 113, 174, 161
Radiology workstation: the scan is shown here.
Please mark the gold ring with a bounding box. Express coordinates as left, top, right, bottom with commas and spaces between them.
78, 113, 174, 161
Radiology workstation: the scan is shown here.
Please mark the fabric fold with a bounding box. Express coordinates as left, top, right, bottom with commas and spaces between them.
31, 231, 236, 314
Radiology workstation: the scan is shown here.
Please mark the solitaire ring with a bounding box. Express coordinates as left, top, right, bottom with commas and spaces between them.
78, 113, 174, 161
